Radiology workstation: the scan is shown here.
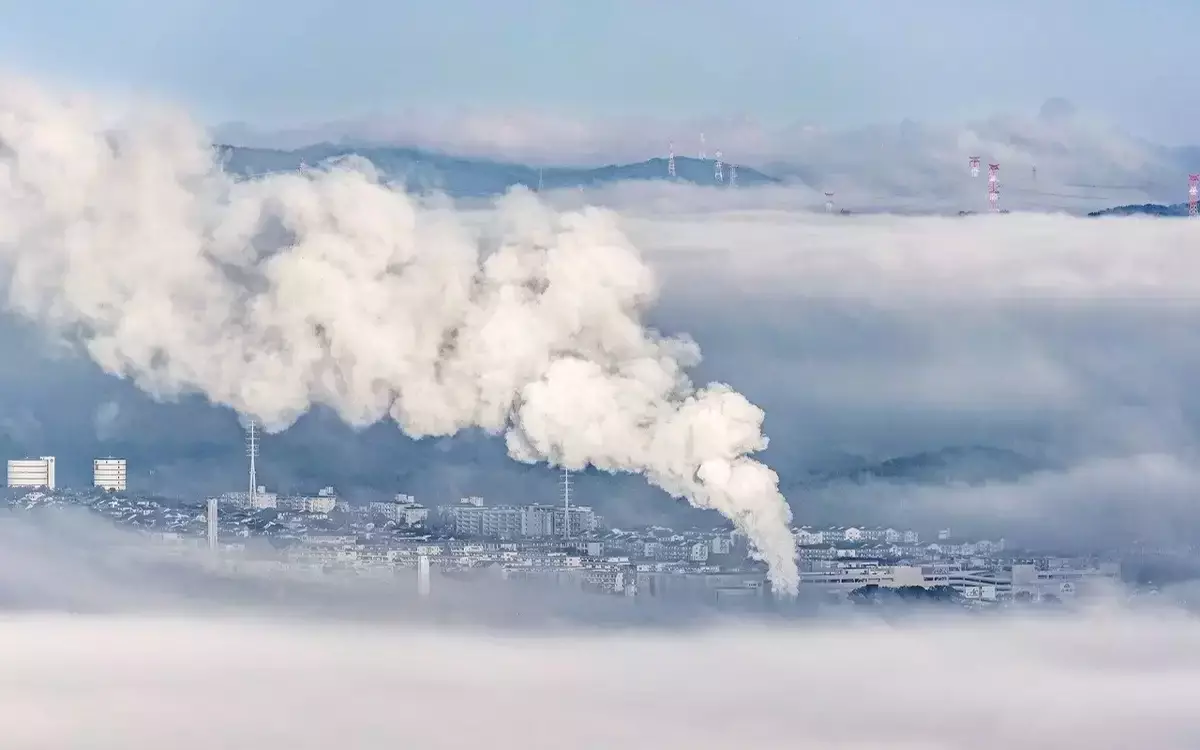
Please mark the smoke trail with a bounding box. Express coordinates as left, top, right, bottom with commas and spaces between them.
0, 75, 799, 593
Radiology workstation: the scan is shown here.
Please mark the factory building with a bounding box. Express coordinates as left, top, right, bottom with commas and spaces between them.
93, 458, 127, 492
7, 456, 56, 490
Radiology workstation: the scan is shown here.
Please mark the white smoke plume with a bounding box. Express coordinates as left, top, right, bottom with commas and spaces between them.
0, 75, 799, 592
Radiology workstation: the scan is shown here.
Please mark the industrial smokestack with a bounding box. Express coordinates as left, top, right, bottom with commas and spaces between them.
206, 497, 218, 552
0, 74, 800, 594
417, 555, 431, 597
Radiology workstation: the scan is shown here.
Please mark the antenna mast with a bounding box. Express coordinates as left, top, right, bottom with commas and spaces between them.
824, 191, 835, 213
246, 419, 259, 506
667, 141, 676, 178
714, 150, 724, 184
969, 156, 980, 178
537, 168, 543, 192
699, 133, 707, 160
561, 467, 572, 540
1189, 174, 1198, 217
729, 163, 738, 188
988, 163, 1000, 212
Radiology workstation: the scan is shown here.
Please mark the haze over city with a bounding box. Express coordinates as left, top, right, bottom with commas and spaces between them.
2, 3, 1200, 748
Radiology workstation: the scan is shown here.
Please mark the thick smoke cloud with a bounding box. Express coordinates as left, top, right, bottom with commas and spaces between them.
0, 75, 798, 592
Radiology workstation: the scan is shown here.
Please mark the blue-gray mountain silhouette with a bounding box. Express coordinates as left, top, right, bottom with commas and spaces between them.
802, 446, 1046, 487
1088, 202, 1189, 217
216, 143, 779, 197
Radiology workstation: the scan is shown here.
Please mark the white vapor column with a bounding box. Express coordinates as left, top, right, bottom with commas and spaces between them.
0, 75, 800, 593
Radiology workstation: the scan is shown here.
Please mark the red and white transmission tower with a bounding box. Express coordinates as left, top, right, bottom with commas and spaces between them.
1189, 174, 1198, 217
969, 156, 980, 178
667, 141, 676, 178
987, 163, 1000, 212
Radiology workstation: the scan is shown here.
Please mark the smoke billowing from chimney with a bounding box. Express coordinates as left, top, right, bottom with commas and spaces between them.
0, 75, 799, 592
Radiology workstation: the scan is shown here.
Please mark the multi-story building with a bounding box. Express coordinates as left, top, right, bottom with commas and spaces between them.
368, 494, 428, 525
439, 499, 599, 540
521, 504, 556, 537
249, 486, 278, 510
555, 506, 599, 537
93, 458, 127, 492
8, 456, 55, 490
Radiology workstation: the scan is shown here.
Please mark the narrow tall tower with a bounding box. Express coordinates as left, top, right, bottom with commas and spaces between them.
988, 163, 1000, 212
969, 156, 980, 178
824, 191, 835, 213
714, 150, 724, 184
537, 168, 544, 192
561, 466, 572, 540
729, 164, 738, 188
206, 497, 218, 551
246, 420, 259, 506
667, 141, 676, 178
417, 554, 431, 597
698, 133, 707, 160
1189, 174, 1198, 217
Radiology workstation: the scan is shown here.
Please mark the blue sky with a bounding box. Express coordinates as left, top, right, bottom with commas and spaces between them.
1, 0, 1198, 142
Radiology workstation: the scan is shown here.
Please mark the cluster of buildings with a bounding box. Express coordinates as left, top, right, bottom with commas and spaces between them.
1, 460, 1123, 606
6, 456, 127, 492
183, 488, 1117, 605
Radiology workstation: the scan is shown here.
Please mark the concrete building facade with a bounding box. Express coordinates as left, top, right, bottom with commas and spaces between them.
93, 458, 127, 492
7, 456, 55, 490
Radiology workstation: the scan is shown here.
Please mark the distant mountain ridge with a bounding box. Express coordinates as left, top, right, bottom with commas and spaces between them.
216, 143, 780, 197
1088, 202, 1189, 217
798, 446, 1046, 487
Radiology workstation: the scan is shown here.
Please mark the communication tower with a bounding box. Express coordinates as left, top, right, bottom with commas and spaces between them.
714, 150, 724, 184
824, 191, 835, 213
988, 163, 1000, 212
537, 168, 543, 192
1190, 174, 1199, 217
969, 156, 980, 178
729, 164, 738, 187
699, 133, 707, 160
561, 467, 572, 540
667, 142, 676, 178
246, 420, 259, 507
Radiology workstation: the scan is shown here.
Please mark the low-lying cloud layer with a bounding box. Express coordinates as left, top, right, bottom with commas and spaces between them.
218, 97, 1189, 210
2, 607, 1199, 749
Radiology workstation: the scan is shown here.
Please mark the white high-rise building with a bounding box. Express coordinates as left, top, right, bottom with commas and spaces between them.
8, 456, 55, 490
93, 458, 127, 492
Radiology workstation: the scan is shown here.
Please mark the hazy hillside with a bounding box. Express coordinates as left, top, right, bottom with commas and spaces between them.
216, 144, 779, 197
799, 446, 1047, 487
1088, 202, 1189, 217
